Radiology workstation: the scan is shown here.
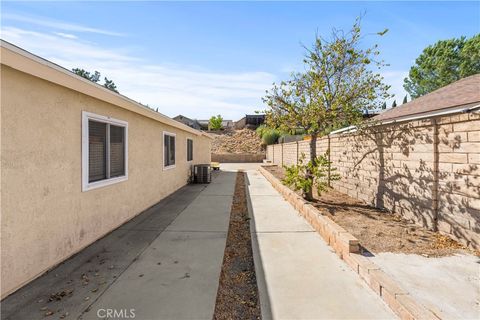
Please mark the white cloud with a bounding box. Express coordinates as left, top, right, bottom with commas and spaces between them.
2, 13, 126, 37
54, 32, 78, 40
1, 26, 275, 119
2, 21, 409, 118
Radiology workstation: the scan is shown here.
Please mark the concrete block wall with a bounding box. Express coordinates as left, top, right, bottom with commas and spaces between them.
272, 144, 283, 166
435, 113, 480, 248
266, 113, 480, 248
211, 153, 265, 163
282, 142, 298, 165
266, 144, 274, 162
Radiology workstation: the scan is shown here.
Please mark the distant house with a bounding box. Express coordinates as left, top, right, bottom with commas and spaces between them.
173, 115, 201, 130
235, 114, 265, 129
174, 116, 234, 131
197, 119, 234, 131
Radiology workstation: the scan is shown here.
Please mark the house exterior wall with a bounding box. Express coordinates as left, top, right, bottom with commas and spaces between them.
0, 66, 211, 298
266, 113, 480, 249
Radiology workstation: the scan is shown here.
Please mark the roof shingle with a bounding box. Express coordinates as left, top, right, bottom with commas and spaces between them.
374, 74, 480, 121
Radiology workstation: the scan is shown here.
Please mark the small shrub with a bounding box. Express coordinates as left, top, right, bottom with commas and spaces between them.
256, 125, 267, 138
262, 129, 280, 145
282, 153, 340, 199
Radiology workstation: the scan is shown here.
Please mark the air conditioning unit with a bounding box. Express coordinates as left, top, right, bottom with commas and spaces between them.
193, 164, 211, 184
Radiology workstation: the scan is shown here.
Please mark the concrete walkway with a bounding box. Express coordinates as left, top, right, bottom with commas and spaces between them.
2, 171, 235, 320
4, 163, 397, 320
244, 167, 397, 319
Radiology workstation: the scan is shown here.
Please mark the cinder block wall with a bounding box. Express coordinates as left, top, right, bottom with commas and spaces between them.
266, 113, 480, 248
211, 153, 265, 163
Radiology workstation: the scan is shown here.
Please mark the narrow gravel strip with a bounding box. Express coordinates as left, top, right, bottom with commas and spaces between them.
213, 171, 261, 320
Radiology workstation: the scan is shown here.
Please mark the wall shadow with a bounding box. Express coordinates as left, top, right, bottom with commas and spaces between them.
344, 119, 478, 247
244, 172, 273, 320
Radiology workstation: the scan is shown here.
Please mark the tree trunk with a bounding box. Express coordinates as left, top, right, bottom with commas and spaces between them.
304, 133, 317, 201
327, 135, 331, 187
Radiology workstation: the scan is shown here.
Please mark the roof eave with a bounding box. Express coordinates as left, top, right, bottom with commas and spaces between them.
0, 40, 206, 137
330, 102, 480, 136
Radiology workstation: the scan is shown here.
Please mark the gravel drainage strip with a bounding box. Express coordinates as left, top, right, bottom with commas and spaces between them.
213, 171, 261, 320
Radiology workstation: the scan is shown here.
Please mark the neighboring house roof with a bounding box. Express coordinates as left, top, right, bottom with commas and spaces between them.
197, 120, 234, 127
173, 114, 197, 123
173, 115, 193, 122
245, 114, 265, 119
374, 74, 480, 122
0, 40, 212, 139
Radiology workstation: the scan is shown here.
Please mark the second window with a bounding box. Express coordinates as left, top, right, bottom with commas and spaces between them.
187, 138, 193, 162
164, 132, 176, 168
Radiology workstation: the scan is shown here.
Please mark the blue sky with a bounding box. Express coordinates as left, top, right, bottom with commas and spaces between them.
1, 1, 479, 119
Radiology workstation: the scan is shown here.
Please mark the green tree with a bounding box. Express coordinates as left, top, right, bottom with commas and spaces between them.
381, 102, 387, 110
392, 100, 397, 108
72, 68, 100, 83
263, 18, 390, 200
404, 34, 480, 98
209, 115, 223, 130
104, 77, 119, 93
402, 95, 408, 104
72, 68, 119, 93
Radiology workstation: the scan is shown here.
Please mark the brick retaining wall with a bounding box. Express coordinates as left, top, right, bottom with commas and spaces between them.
267, 112, 480, 249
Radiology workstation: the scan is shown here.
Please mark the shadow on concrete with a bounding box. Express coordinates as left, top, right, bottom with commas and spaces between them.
1, 183, 208, 320
244, 172, 273, 320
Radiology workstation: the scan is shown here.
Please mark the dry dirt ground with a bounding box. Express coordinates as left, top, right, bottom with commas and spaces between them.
213, 171, 261, 320
265, 165, 477, 257
211, 129, 264, 154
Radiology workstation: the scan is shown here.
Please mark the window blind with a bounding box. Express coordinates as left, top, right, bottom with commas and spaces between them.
170, 135, 175, 165
164, 134, 176, 167
187, 139, 193, 161
110, 125, 125, 177
164, 134, 169, 165
88, 120, 107, 182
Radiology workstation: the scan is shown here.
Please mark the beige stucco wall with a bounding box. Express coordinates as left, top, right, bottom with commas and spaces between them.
267, 113, 480, 249
0, 65, 211, 298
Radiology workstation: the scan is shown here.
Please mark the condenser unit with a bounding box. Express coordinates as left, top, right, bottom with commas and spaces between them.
192, 164, 212, 184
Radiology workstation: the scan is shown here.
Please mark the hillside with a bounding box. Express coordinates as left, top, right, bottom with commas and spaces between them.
211, 129, 264, 154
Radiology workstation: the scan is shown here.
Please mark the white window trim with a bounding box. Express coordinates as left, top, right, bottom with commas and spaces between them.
82, 111, 128, 192
186, 137, 194, 162
163, 131, 176, 170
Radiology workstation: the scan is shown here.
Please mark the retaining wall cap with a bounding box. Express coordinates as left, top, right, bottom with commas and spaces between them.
396, 294, 441, 320
369, 269, 408, 296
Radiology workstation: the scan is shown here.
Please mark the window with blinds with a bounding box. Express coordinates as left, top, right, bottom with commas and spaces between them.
164, 133, 176, 167
187, 139, 193, 161
88, 120, 126, 183
88, 121, 107, 182
110, 125, 125, 178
